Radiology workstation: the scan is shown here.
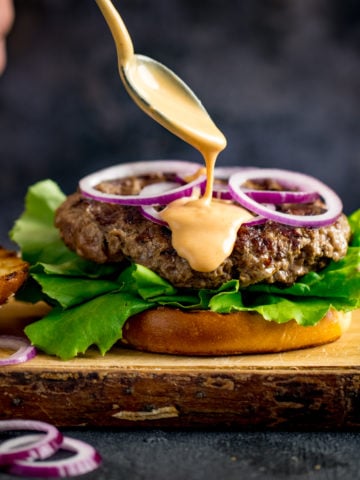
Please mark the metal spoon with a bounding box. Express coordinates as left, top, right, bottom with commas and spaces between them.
95, 0, 226, 154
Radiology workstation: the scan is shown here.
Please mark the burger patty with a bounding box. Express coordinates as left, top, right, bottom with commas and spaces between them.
55, 191, 351, 289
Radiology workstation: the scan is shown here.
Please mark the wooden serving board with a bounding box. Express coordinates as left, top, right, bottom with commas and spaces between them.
1, 302, 360, 430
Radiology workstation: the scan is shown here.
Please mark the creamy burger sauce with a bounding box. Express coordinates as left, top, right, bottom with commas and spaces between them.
160, 140, 253, 272
152, 96, 253, 272
161, 197, 253, 272
101, 0, 253, 272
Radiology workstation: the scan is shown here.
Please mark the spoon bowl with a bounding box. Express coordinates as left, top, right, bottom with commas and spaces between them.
95, 0, 226, 153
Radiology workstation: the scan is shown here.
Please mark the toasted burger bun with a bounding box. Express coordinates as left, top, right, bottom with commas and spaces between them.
0, 247, 29, 305
122, 307, 352, 355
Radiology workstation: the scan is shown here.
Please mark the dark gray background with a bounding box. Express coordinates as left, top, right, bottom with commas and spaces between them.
0, 2, 360, 478
1, 428, 360, 480
0, 0, 360, 247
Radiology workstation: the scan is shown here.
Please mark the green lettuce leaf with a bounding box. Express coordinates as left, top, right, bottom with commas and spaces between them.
247, 248, 360, 304
10, 180, 66, 265
25, 292, 153, 360
118, 263, 177, 299
10, 180, 117, 279
348, 208, 360, 246
10, 180, 360, 359
31, 273, 121, 309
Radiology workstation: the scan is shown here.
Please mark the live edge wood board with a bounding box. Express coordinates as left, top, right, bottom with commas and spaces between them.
1, 302, 360, 430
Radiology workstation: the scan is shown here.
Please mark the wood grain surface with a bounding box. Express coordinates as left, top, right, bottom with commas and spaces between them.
1, 302, 359, 430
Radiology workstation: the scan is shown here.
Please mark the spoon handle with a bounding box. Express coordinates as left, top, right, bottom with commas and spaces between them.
95, 0, 134, 66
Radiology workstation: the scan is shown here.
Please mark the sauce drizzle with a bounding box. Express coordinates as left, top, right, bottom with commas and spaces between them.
97, 0, 252, 272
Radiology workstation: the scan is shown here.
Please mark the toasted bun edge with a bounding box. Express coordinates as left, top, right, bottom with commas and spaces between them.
122, 307, 352, 355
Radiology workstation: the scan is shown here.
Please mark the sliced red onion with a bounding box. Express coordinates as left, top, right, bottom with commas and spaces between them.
139, 181, 186, 203
174, 165, 246, 184
244, 189, 320, 204
212, 183, 232, 200
139, 181, 202, 226
0, 335, 37, 366
0, 420, 63, 465
242, 216, 267, 227
212, 167, 256, 200
138, 181, 273, 228
242, 204, 276, 227
212, 167, 319, 204
228, 169, 343, 227
81, 162, 342, 229
212, 185, 319, 203
140, 205, 168, 226
5, 434, 102, 477
79, 160, 205, 205
139, 181, 178, 226
141, 205, 268, 228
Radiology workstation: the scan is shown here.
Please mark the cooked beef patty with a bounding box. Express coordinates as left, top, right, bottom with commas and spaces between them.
55, 177, 351, 289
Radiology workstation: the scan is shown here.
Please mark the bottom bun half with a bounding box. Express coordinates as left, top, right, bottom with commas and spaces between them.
121, 307, 352, 355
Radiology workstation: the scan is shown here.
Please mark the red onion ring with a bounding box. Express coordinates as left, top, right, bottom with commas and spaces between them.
140, 205, 167, 226
0, 335, 37, 366
244, 189, 320, 204
212, 166, 260, 199
174, 165, 246, 184
139, 181, 199, 226
0, 420, 63, 465
139, 180, 195, 204
213, 185, 319, 203
242, 216, 267, 227
79, 160, 205, 205
140, 204, 268, 228
139, 195, 269, 228
212, 167, 319, 204
4, 434, 102, 477
228, 168, 343, 227
81, 162, 343, 229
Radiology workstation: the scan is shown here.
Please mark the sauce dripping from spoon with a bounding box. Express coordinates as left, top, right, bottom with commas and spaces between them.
95, 0, 252, 271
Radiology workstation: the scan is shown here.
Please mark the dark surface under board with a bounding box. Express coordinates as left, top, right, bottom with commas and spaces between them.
2, 428, 360, 480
